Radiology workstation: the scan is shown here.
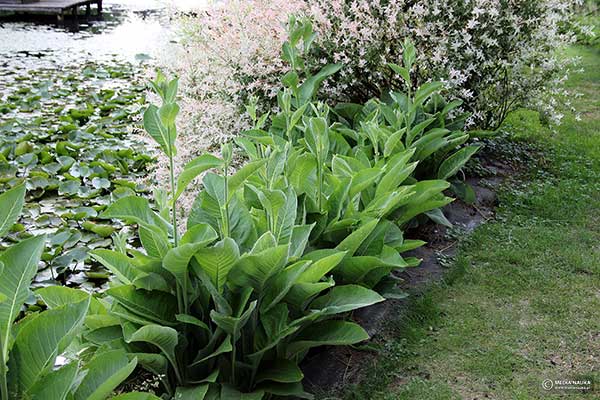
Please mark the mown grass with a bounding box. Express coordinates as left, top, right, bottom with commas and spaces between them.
335, 45, 600, 400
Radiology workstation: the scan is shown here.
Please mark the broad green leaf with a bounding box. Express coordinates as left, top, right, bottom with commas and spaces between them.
139, 225, 170, 259
28, 362, 78, 400
181, 223, 219, 245
163, 241, 211, 304
309, 285, 385, 315
388, 63, 410, 88
397, 197, 454, 226
406, 117, 436, 145
36, 286, 89, 308
74, 350, 137, 400
437, 145, 481, 179
175, 385, 210, 400
335, 219, 379, 257
376, 160, 418, 198
144, 104, 176, 156
402, 40, 416, 69
395, 239, 426, 253
176, 314, 210, 331
383, 128, 407, 158
228, 159, 268, 197
90, 249, 143, 284
221, 385, 265, 400
298, 63, 343, 104
211, 300, 256, 340
299, 250, 346, 283
175, 154, 223, 201
132, 273, 170, 292
285, 279, 335, 310
286, 320, 369, 357
0, 183, 26, 237
425, 208, 453, 227
394, 180, 453, 225
193, 264, 232, 315
261, 261, 311, 312
336, 247, 407, 283
414, 81, 443, 105
0, 235, 46, 361
191, 335, 232, 366
257, 382, 312, 399
100, 196, 169, 232
228, 245, 289, 293
84, 325, 123, 345
192, 238, 240, 292
7, 298, 89, 395
288, 224, 314, 259
111, 393, 162, 400
106, 285, 178, 326
125, 324, 178, 371
349, 168, 382, 198
256, 360, 304, 383
250, 232, 277, 254
364, 187, 415, 218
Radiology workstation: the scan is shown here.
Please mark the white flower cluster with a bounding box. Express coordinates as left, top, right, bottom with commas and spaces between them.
306, 0, 587, 129
158, 0, 587, 174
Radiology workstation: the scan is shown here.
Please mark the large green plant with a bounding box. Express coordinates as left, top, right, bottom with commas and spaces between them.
331, 40, 482, 222
192, 21, 444, 292
90, 75, 384, 399
257, 31, 481, 229
0, 185, 145, 400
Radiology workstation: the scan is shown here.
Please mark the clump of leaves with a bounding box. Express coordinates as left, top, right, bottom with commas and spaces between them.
88, 20, 485, 399
0, 185, 153, 400
89, 70, 387, 398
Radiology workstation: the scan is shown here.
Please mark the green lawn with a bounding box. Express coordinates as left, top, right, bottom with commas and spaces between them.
338, 45, 600, 400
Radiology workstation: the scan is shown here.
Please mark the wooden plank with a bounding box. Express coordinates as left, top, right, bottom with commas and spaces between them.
0, 0, 97, 13
0, 0, 39, 4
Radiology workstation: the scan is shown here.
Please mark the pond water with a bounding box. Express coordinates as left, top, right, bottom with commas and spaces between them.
0, 0, 201, 66
0, 0, 200, 291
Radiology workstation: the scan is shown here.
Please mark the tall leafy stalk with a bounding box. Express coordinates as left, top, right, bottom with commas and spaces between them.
168, 140, 178, 247
0, 339, 7, 400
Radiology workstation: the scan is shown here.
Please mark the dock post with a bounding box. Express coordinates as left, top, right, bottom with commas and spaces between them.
97, 0, 102, 17
86, 3, 91, 19
72, 6, 79, 31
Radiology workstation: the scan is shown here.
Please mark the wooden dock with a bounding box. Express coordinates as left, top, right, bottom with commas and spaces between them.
0, 0, 102, 22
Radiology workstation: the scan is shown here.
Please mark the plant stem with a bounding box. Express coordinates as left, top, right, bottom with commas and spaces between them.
231, 337, 237, 386
0, 371, 6, 400
222, 165, 230, 238
169, 152, 178, 247
0, 338, 7, 400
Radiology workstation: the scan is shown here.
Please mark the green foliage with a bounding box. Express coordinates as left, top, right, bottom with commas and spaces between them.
0, 60, 154, 289
0, 185, 135, 400
90, 72, 388, 398
85, 21, 482, 399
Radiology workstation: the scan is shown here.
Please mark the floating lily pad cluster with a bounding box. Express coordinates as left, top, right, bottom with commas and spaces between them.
0, 58, 155, 291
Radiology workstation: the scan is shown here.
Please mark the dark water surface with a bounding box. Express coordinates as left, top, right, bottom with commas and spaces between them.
0, 0, 200, 291
0, 0, 201, 65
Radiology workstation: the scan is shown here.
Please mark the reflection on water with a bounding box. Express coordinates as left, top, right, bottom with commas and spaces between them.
0, 0, 203, 64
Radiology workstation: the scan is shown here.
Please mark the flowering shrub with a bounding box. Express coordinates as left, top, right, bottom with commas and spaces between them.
156, 0, 587, 208
165, 0, 585, 135
307, 0, 585, 128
